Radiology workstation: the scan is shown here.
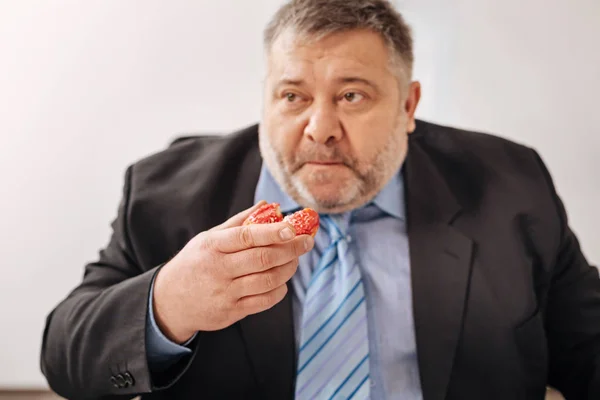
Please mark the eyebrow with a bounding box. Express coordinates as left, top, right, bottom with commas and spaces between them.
276, 78, 306, 87
335, 76, 381, 92
274, 76, 381, 93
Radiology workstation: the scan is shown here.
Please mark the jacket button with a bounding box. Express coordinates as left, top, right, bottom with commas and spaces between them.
115, 374, 126, 388
110, 376, 120, 388
124, 371, 135, 386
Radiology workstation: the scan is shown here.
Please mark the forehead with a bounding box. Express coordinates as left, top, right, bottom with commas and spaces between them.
267, 29, 394, 82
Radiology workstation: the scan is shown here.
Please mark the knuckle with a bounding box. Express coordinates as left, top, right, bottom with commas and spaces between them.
239, 226, 255, 248
263, 271, 276, 291
234, 297, 250, 317
258, 248, 272, 269
234, 296, 245, 311
196, 231, 213, 250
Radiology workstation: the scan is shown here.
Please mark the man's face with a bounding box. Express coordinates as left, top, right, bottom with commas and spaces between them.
260, 29, 420, 213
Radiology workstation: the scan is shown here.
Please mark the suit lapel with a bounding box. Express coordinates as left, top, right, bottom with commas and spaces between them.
226, 139, 296, 399
404, 132, 474, 400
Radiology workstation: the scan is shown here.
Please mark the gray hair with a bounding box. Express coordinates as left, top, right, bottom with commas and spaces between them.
263, 0, 414, 80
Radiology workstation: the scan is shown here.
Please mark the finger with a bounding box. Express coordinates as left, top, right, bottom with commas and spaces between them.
236, 284, 289, 316
225, 235, 313, 278
209, 200, 267, 232
210, 220, 297, 253
230, 258, 299, 298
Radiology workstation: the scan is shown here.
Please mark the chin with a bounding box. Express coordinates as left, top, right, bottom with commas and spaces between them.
291, 176, 363, 213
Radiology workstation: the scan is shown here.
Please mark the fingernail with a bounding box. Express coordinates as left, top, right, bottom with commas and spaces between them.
280, 227, 294, 240
304, 236, 314, 251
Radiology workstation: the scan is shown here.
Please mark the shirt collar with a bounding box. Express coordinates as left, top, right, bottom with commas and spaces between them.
370, 166, 405, 220
254, 164, 405, 220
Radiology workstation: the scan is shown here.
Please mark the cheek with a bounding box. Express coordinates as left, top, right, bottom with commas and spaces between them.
343, 113, 394, 160
262, 114, 305, 159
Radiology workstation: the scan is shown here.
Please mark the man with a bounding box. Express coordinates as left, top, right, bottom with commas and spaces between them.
40, 0, 600, 399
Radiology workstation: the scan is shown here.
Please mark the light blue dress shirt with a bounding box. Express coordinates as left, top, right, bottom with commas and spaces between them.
146, 165, 423, 399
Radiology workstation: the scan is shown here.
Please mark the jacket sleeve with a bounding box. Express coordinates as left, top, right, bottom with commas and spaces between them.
531, 150, 600, 399
40, 166, 196, 399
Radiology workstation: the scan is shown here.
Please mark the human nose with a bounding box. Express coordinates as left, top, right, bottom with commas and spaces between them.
303, 102, 343, 145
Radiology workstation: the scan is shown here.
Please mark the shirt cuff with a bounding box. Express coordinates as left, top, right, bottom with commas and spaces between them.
146, 272, 197, 372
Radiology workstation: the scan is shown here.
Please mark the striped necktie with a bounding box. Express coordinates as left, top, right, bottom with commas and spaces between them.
295, 214, 371, 399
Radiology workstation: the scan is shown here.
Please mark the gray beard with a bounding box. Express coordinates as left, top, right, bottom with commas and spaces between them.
258, 129, 406, 213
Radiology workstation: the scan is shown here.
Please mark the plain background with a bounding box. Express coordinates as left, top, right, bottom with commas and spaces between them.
0, 0, 598, 389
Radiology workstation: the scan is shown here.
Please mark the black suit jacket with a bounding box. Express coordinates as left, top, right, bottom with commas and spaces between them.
41, 120, 600, 400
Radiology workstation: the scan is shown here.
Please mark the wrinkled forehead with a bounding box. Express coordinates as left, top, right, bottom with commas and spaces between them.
265, 28, 397, 85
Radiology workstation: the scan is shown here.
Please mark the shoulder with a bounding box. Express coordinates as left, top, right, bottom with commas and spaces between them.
119, 124, 261, 261
412, 119, 534, 163
411, 119, 560, 221
411, 119, 546, 186
412, 119, 563, 258
127, 124, 259, 187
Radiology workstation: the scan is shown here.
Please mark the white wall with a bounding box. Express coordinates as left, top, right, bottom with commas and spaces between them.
0, 0, 598, 389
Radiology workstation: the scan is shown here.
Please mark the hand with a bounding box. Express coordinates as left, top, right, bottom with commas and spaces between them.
152, 201, 315, 344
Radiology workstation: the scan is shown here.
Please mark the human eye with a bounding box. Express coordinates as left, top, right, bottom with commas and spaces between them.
341, 91, 366, 104
285, 92, 299, 102
280, 91, 308, 110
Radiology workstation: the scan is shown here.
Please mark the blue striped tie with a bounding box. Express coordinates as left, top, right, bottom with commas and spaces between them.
295, 214, 370, 400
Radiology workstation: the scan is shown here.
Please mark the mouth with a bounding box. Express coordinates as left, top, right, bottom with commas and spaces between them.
304, 161, 344, 166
